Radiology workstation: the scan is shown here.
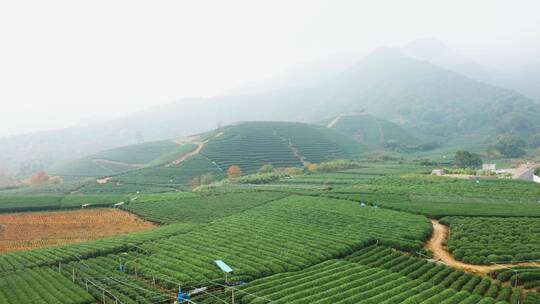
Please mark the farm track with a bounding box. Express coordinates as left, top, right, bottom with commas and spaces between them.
167, 140, 206, 166
92, 158, 145, 168
505, 162, 540, 180
287, 139, 308, 166
426, 220, 540, 274
167, 131, 225, 167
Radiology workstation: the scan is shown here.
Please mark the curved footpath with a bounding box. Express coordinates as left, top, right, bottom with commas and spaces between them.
425, 220, 540, 274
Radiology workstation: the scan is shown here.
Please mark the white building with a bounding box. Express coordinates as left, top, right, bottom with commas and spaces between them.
431, 169, 444, 176
482, 164, 496, 172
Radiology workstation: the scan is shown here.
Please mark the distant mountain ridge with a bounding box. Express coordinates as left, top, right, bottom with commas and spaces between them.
2, 40, 540, 176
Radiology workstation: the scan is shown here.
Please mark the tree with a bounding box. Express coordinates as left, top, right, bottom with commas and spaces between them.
227, 165, 242, 179
454, 151, 482, 168
493, 134, 526, 158
257, 163, 274, 174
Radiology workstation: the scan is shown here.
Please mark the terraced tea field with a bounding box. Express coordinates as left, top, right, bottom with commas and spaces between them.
2, 161, 540, 303
0, 267, 94, 304
442, 217, 540, 264
235, 246, 530, 304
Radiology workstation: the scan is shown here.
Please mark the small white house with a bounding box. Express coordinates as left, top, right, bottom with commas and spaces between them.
482, 164, 497, 172
431, 169, 444, 176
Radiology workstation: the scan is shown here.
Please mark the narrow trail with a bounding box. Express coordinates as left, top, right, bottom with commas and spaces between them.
426, 220, 540, 275
92, 159, 145, 168
167, 141, 207, 167
167, 131, 225, 167
96, 176, 113, 184
327, 115, 343, 128
287, 138, 308, 166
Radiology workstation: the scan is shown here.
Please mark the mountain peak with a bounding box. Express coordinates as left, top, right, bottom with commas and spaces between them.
401, 38, 451, 58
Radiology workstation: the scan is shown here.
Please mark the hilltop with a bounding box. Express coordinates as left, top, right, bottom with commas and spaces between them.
51, 121, 364, 187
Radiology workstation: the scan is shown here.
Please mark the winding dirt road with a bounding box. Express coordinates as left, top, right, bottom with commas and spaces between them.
425, 220, 540, 274
167, 141, 206, 167
93, 159, 145, 168
167, 131, 225, 167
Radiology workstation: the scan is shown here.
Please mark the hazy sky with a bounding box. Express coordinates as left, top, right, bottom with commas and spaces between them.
1, 0, 539, 137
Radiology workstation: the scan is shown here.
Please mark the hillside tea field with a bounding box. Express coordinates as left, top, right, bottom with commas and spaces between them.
234, 246, 529, 304
200, 122, 362, 173
116, 196, 431, 286
0, 267, 94, 304
1, 161, 540, 303
0, 222, 195, 272
491, 266, 540, 291
122, 191, 288, 224
285, 173, 540, 217
50, 141, 198, 178
442, 217, 540, 264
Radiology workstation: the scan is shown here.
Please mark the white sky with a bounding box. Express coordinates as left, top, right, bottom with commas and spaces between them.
1, 0, 539, 137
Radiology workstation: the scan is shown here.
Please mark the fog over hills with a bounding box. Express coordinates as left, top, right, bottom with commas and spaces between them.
2, 39, 540, 177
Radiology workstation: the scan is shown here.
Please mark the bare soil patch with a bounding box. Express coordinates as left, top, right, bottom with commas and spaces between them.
96, 176, 112, 184
0, 209, 156, 253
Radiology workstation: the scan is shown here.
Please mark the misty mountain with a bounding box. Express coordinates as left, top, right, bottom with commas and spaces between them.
314, 48, 540, 137
2, 45, 540, 176
401, 38, 540, 102
401, 38, 500, 86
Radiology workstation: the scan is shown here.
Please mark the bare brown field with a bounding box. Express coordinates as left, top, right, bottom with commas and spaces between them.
0, 208, 156, 253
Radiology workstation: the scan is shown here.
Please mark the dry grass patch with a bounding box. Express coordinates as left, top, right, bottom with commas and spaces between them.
0, 208, 156, 253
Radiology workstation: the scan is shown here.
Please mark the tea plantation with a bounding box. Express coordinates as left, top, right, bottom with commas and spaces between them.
1, 160, 540, 303
442, 217, 540, 264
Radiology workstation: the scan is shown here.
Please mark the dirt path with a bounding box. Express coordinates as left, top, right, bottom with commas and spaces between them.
426, 220, 540, 274
167, 131, 225, 167
327, 115, 344, 128
504, 163, 539, 180
96, 176, 113, 184
167, 141, 207, 166
287, 138, 308, 166
92, 159, 145, 168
